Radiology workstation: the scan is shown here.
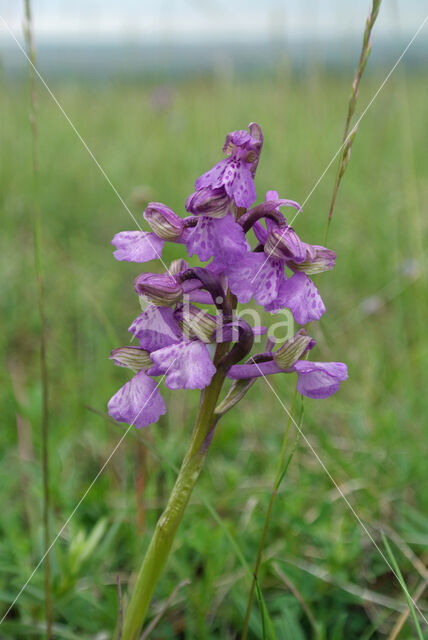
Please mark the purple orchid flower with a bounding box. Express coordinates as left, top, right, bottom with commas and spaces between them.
228, 358, 348, 400
112, 200, 247, 268
131, 304, 217, 391
194, 123, 263, 209
108, 306, 218, 427
224, 191, 335, 324
227, 330, 348, 400
112, 203, 194, 264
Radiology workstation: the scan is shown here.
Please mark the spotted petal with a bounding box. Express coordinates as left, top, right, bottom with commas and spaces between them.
223, 159, 257, 208
266, 273, 325, 325
195, 159, 228, 191
227, 252, 283, 306
149, 340, 216, 390
186, 214, 248, 264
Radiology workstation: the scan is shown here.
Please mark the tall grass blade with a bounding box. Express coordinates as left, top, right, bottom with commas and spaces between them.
22, 1, 52, 637
325, 0, 382, 243
255, 579, 277, 640
241, 390, 300, 640
381, 531, 424, 640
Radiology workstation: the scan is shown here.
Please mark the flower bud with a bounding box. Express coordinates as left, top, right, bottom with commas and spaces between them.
175, 304, 218, 343
185, 187, 231, 219
264, 226, 306, 262
109, 346, 153, 373
273, 329, 315, 369
134, 273, 183, 307
287, 245, 336, 274
143, 202, 184, 240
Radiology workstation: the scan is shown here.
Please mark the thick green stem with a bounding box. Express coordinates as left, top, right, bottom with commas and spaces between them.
121, 356, 228, 640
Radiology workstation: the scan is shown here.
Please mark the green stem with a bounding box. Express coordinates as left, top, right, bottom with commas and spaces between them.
121, 350, 228, 640
23, 2, 52, 638
241, 388, 297, 640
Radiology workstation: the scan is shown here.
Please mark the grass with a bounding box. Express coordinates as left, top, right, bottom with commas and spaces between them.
0, 69, 427, 638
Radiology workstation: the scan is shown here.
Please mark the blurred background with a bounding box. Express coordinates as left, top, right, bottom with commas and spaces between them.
0, 1, 427, 638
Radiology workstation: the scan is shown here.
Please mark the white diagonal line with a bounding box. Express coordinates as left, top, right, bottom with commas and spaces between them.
0, 363, 175, 626
251, 361, 428, 627
251, 12, 428, 284
0, 14, 173, 278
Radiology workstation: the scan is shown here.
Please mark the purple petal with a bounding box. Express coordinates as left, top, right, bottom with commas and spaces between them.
112, 231, 164, 263
266, 190, 279, 202
293, 361, 348, 399
227, 253, 283, 306
185, 216, 217, 262
185, 289, 216, 304
149, 340, 216, 390
186, 214, 248, 264
108, 370, 166, 428
214, 214, 249, 264
181, 276, 217, 304
266, 273, 326, 325
225, 160, 257, 209
223, 129, 252, 152
253, 325, 267, 336
228, 359, 283, 379
195, 159, 228, 191
129, 305, 181, 351
253, 220, 269, 245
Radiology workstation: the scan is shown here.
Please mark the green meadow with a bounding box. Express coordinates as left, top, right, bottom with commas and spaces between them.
1, 70, 427, 638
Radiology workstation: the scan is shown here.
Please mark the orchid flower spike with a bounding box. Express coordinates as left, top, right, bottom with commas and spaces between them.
108, 123, 347, 428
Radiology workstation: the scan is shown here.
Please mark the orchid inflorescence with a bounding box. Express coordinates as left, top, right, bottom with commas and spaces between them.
108, 123, 347, 428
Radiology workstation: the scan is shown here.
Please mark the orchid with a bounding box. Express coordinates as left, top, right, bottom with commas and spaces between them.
109, 123, 347, 639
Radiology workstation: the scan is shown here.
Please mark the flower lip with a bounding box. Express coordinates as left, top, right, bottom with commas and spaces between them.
149, 340, 216, 390
108, 370, 166, 428
293, 361, 348, 399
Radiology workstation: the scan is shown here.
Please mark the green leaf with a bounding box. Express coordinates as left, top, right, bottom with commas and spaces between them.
214, 377, 257, 415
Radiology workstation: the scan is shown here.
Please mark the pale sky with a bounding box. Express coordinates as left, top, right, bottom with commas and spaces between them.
0, 0, 427, 42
